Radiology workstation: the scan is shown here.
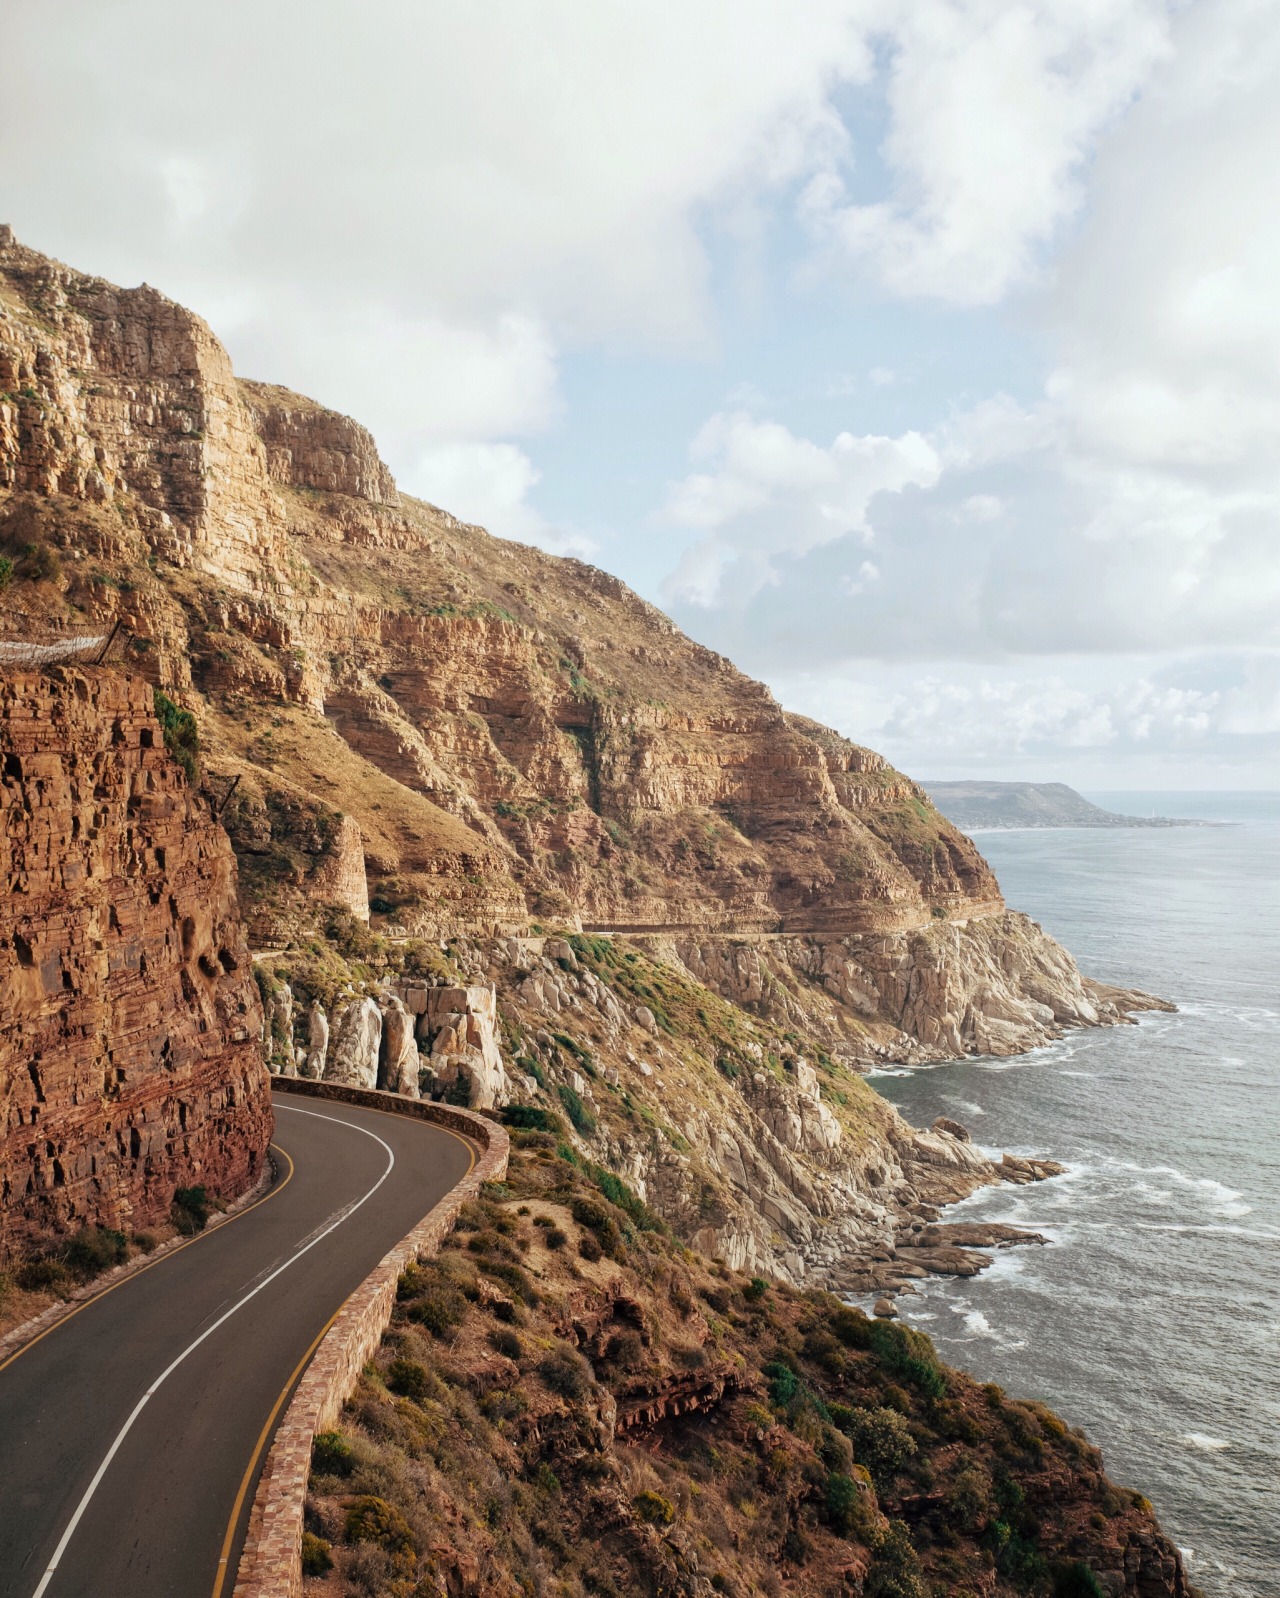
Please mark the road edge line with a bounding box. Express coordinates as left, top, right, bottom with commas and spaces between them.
230, 1082, 509, 1598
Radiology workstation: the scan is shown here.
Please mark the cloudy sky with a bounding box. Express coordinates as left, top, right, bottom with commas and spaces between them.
4, 0, 1278, 787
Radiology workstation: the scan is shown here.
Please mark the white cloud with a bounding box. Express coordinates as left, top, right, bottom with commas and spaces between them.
662, 1, 1280, 703
662, 411, 941, 606
0, 1, 882, 435
235, 306, 561, 472
801, 0, 1175, 304
769, 653, 1277, 782
405, 442, 596, 558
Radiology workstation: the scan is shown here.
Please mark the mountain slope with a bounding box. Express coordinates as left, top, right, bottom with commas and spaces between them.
0, 227, 1163, 1070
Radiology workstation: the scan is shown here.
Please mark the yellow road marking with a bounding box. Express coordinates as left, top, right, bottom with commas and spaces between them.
209, 1098, 479, 1594
209, 1309, 339, 1598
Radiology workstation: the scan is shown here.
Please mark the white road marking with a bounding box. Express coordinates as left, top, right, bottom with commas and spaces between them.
30, 1105, 395, 1598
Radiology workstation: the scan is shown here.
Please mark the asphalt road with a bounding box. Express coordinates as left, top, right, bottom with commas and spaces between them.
0, 1091, 475, 1598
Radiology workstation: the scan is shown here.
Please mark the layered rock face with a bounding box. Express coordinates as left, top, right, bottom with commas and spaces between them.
0, 230, 1148, 1068
0, 666, 272, 1258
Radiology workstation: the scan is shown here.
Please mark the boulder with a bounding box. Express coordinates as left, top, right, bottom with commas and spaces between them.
379, 994, 420, 1097
325, 997, 382, 1088
873, 1297, 897, 1318
302, 1001, 329, 1079
931, 1114, 971, 1142
418, 983, 507, 1109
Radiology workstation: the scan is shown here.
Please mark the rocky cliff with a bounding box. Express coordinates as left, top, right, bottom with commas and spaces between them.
0, 228, 1159, 1071
0, 227, 1174, 1281
0, 665, 271, 1259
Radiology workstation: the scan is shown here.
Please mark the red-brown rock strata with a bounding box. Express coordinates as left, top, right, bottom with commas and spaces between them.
0, 665, 271, 1258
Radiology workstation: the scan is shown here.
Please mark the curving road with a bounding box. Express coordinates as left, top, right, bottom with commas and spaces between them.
0, 1090, 474, 1598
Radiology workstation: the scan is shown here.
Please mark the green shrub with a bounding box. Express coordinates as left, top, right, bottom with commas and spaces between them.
311, 1430, 355, 1477
386, 1357, 430, 1402
605, 1328, 645, 1371
818, 1426, 854, 1475
65, 1226, 128, 1277
152, 690, 200, 783
633, 1490, 675, 1526
479, 1387, 528, 1422
300, 1532, 333, 1575
1053, 1563, 1105, 1598
407, 1285, 468, 1335
172, 1185, 210, 1234
344, 1495, 416, 1565
830, 1306, 873, 1349
825, 1472, 868, 1537
479, 1259, 538, 1305
588, 1164, 663, 1231
502, 1105, 559, 1133
557, 1083, 596, 1135
763, 1359, 799, 1406
869, 1319, 947, 1399
15, 1256, 68, 1292
489, 1327, 523, 1359
570, 1197, 619, 1255
743, 1277, 769, 1303
537, 1346, 592, 1400
866, 1523, 927, 1598
6, 539, 60, 583
0, 555, 12, 590
947, 1462, 993, 1532
837, 1405, 917, 1487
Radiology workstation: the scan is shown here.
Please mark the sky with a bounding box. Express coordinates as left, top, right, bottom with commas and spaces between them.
3, 0, 1279, 787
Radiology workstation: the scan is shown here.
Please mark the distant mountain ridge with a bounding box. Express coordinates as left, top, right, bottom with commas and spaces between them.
924, 780, 1212, 830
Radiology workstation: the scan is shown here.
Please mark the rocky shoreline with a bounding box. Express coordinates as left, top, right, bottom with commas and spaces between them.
849, 1114, 1066, 1305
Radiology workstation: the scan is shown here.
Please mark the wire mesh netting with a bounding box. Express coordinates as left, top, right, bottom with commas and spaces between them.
0, 629, 113, 669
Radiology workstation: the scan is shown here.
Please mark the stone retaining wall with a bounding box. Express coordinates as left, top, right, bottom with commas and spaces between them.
231, 1080, 509, 1598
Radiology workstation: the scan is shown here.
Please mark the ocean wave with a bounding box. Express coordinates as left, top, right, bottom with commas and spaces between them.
1134, 1221, 1280, 1242
1181, 1431, 1231, 1452
943, 1095, 986, 1116
1113, 1163, 1255, 1218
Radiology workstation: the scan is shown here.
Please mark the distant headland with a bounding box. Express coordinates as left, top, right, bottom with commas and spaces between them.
924, 780, 1218, 830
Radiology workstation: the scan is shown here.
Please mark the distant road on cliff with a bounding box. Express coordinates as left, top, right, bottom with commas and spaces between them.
923, 780, 1215, 831
0, 1093, 474, 1598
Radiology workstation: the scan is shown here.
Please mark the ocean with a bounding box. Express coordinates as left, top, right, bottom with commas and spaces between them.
872, 793, 1280, 1597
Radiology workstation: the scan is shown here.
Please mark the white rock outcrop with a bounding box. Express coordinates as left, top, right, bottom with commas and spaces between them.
411, 983, 507, 1109
325, 996, 382, 1088
379, 994, 420, 1098
303, 1001, 329, 1079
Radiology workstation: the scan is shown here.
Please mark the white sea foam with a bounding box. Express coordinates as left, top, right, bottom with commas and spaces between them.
1134, 1221, 1280, 1242
1181, 1432, 1231, 1452
944, 1095, 986, 1116
1058, 1069, 1097, 1078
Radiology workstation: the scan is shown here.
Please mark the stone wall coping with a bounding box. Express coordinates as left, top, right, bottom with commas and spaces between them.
231, 1081, 509, 1598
